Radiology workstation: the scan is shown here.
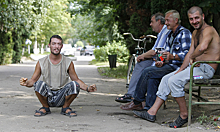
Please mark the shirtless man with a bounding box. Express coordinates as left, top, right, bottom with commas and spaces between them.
133, 6, 220, 128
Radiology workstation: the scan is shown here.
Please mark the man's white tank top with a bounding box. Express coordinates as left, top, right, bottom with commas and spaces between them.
39, 55, 72, 90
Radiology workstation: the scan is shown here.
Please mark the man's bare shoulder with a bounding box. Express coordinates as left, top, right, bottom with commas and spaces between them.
203, 26, 218, 36
67, 61, 75, 71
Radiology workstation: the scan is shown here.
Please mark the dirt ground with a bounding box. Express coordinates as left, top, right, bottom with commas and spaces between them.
0, 56, 220, 132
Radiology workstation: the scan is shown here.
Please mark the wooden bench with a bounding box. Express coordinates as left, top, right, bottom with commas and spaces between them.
188, 61, 220, 126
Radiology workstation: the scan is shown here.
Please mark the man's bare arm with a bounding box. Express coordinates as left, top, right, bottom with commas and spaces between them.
20, 61, 41, 87
175, 33, 196, 74
190, 27, 213, 60
68, 62, 97, 92
137, 49, 156, 62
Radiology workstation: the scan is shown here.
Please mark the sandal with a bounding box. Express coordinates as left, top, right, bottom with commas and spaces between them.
61, 107, 77, 117
115, 94, 133, 103
34, 107, 51, 117
169, 115, 188, 128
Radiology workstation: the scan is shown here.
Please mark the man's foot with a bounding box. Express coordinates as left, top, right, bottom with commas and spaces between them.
61, 107, 77, 117
120, 101, 143, 111
34, 107, 51, 117
115, 94, 133, 103
169, 115, 188, 128
133, 110, 156, 122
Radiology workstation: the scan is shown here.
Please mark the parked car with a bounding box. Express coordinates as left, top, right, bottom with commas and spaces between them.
60, 44, 74, 56
80, 46, 95, 56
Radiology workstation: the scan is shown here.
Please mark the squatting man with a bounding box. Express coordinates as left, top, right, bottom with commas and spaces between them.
20, 35, 97, 117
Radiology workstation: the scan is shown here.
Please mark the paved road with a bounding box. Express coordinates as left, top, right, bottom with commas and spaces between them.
0, 54, 211, 132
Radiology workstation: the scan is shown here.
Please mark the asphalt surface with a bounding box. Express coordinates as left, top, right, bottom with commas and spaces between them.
0, 53, 216, 132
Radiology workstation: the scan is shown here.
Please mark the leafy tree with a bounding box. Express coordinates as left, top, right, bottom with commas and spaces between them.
199, 0, 220, 33
0, 0, 51, 64
76, 41, 84, 47
38, 0, 72, 45
68, 0, 124, 46
68, 0, 220, 56
0, 0, 72, 64
0, 31, 13, 64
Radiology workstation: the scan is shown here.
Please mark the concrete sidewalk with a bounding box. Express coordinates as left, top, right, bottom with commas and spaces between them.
0, 59, 216, 132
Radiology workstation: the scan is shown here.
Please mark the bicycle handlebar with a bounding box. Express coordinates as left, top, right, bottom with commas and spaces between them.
123, 33, 145, 42
123, 33, 157, 41
145, 35, 157, 39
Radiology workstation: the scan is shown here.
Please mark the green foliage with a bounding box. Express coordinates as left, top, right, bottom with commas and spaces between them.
196, 113, 218, 129
199, 0, 220, 14
11, 30, 23, 63
94, 40, 129, 63
129, 13, 144, 38
39, 0, 72, 45
76, 41, 84, 47
0, 0, 72, 64
68, 0, 124, 46
97, 65, 128, 79
0, 0, 51, 64
70, 0, 220, 57
0, 0, 50, 34
0, 31, 13, 65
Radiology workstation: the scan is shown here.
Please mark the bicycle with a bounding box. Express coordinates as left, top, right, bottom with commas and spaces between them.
123, 33, 157, 88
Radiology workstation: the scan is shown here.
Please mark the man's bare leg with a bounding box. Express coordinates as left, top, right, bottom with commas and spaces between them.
62, 94, 78, 116
147, 97, 164, 115
168, 96, 188, 128
174, 96, 188, 119
35, 91, 49, 116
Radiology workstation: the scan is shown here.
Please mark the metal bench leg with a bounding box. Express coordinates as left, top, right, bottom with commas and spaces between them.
198, 86, 201, 102
188, 67, 194, 126
163, 101, 167, 109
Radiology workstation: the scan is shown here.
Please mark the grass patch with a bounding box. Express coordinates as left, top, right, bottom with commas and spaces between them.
90, 60, 128, 79
97, 65, 128, 79
89, 59, 109, 66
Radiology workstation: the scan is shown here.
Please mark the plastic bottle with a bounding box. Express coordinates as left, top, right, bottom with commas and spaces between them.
193, 75, 203, 79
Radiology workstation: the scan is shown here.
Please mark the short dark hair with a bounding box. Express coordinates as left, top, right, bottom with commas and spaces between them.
49, 35, 63, 44
188, 6, 203, 16
152, 13, 165, 24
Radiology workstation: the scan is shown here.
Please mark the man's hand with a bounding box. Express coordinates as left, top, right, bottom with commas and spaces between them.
88, 84, 97, 92
20, 77, 28, 86
162, 52, 171, 61
137, 55, 145, 62
155, 61, 163, 67
190, 58, 200, 67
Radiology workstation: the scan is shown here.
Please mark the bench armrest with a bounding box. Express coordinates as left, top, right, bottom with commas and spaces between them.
190, 61, 220, 81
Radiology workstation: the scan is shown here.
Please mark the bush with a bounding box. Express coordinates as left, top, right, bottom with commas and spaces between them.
0, 31, 13, 65
76, 41, 84, 47
94, 40, 129, 63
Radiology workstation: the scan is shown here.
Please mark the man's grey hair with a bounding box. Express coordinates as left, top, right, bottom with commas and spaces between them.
152, 12, 165, 24
165, 10, 181, 24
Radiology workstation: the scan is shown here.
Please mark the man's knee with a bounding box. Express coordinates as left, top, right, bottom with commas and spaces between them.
66, 81, 80, 95
167, 75, 179, 88
168, 76, 185, 97
34, 81, 48, 93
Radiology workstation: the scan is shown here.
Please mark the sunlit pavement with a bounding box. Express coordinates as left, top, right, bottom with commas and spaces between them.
0, 52, 202, 132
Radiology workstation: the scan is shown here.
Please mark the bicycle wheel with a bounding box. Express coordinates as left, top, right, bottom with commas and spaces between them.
126, 54, 137, 88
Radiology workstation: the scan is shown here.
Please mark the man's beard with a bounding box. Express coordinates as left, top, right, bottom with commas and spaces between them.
51, 50, 60, 55
194, 20, 203, 30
